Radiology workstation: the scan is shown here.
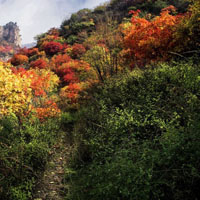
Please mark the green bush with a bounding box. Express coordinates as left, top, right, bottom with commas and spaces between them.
65, 60, 200, 200
0, 115, 61, 200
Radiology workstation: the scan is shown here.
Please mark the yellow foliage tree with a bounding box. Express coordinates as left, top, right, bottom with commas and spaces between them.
0, 64, 32, 117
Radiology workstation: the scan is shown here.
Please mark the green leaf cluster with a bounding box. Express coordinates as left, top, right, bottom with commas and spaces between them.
0, 115, 61, 200
65, 60, 200, 200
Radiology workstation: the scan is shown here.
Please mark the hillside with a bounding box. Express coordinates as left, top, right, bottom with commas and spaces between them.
0, 0, 200, 199
59, 0, 189, 45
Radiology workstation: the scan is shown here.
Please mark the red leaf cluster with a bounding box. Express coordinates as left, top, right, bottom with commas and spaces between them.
30, 58, 48, 69
43, 41, 63, 56
71, 43, 86, 59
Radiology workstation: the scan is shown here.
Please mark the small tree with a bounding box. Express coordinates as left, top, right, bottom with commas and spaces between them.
10, 54, 29, 66
43, 41, 63, 56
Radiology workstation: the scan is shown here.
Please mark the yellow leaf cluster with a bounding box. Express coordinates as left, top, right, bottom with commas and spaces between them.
0, 64, 32, 117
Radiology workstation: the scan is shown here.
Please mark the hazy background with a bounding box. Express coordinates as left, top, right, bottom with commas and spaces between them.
0, 0, 108, 44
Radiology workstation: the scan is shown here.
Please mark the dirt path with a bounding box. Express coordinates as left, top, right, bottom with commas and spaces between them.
32, 134, 72, 200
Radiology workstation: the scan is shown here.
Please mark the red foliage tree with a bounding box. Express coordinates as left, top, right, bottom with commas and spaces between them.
63, 69, 79, 84
27, 48, 40, 57
71, 43, 86, 59
51, 54, 71, 69
43, 41, 63, 56
11, 67, 27, 74
51, 54, 74, 81
17, 47, 39, 57
30, 58, 48, 69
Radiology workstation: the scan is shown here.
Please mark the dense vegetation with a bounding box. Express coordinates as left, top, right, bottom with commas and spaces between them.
0, 0, 200, 199
66, 60, 200, 200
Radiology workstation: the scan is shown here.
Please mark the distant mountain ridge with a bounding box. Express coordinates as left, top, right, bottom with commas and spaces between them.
21, 42, 36, 49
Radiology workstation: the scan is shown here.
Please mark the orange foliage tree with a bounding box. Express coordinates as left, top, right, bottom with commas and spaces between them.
10, 54, 29, 66
12, 67, 59, 97
50, 54, 92, 84
11, 67, 60, 120
35, 99, 60, 121
122, 6, 183, 67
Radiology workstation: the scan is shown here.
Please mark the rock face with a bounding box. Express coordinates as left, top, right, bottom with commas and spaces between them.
0, 22, 21, 61
0, 22, 21, 47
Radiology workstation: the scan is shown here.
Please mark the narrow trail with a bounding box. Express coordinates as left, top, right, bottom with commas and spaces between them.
32, 133, 72, 200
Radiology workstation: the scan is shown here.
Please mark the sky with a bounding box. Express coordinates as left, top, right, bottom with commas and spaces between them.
0, 0, 108, 44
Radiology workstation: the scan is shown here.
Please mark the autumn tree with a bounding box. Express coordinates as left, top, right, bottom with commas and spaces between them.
30, 58, 48, 69
71, 43, 86, 59
43, 41, 63, 56
0, 64, 32, 117
83, 17, 123, 81
10, 66, 61, 120
10, 54, 29, 66
122, 6, 183, 67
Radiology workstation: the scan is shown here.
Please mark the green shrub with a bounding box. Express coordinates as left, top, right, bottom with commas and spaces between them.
61, 112, 79, 126
0, 115, 61, 200
65, 60, 200, 200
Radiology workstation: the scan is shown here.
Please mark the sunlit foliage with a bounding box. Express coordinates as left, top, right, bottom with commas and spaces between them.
122, 6, 183, 67
0, 64, 32, 116
10, 54, 29, 66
